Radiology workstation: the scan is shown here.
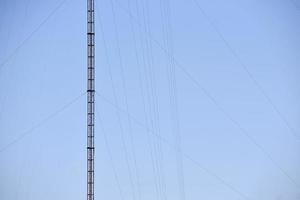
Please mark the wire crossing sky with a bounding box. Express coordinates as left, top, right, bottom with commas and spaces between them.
0, 0, 300, 200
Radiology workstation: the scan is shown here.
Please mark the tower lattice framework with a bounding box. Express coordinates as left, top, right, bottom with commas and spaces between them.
87, 0, 95, 200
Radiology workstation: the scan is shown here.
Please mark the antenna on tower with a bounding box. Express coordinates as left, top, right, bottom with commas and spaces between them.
87, 0, 95, 200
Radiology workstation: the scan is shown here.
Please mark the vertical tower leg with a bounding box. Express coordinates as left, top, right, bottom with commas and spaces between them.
87, 0, 95, 200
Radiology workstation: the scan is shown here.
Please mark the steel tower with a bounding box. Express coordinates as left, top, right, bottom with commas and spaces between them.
87, 0, 95, 200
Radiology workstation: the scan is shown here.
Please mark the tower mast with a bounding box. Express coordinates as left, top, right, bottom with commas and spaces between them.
87, 0, 95, 200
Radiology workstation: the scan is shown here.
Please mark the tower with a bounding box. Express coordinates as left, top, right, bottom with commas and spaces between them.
87, 0, 95, 200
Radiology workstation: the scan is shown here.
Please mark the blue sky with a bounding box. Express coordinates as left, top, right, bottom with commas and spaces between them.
0, 0, 300, 199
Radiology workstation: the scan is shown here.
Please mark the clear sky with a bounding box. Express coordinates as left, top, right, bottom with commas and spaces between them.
0, 0, 300, 200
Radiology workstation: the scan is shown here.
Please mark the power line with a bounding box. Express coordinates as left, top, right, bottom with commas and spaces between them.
96, 91, 251, 200
139, 1, 168, 200
108, 0, 143, 199
109, 0, 300, 191
126, 0, 166, 199
159, 0, 186, 199
96, 7, 139, 200
95, 108, 126, 200
0, 92, 85, 153
0, 0, 67, 72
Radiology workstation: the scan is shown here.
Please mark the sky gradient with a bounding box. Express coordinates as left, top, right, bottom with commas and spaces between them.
0, 0, 300, 200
